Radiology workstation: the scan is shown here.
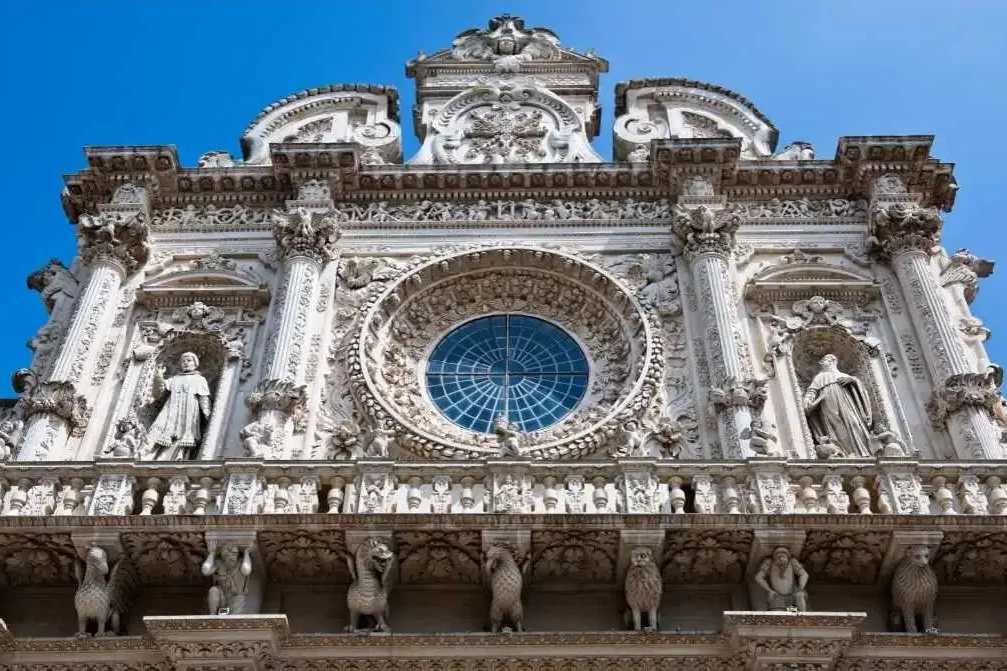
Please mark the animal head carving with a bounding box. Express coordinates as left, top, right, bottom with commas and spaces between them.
905, 545, 931, 568
629, 546, 655, 568
485, 544, 520, 571
358, 537, 395, 572
85, 546, 109, 575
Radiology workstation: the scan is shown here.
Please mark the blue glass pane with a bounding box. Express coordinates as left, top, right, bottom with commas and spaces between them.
426, 314, 588, 434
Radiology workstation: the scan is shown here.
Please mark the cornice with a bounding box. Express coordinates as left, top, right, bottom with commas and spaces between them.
60, 136, 958, 220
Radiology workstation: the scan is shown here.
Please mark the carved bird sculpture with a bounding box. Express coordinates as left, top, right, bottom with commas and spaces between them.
485, 544, 527, 633
73, 546, 138, 637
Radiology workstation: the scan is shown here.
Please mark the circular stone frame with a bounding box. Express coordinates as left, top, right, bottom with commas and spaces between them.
348, 246, 664, 460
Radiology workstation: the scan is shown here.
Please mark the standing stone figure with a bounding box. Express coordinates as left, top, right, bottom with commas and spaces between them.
145, 352, 212, 460
484, 544, 526, 633
753, 547, 809, 612
803, 354, 873, 458
891, 545, 939, 634
623, 546, 662, 631
202, 544, 253, 615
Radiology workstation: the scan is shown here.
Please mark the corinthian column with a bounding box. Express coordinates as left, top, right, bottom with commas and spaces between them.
18, 203, 150, 461
673, 201, 758, 458
244, 202, 340, 459
869, 179, 1003, 459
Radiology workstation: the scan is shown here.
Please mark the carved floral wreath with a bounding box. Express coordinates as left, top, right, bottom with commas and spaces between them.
347, 246, 664, 460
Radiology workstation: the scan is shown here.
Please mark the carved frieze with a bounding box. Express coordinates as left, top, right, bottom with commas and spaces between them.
800, 530, 890, 584
120, 532, 207, 585
661, 530, 753, 583
395, 530, 482, 584
259, 529, 350, 583
530, 530, 619, 583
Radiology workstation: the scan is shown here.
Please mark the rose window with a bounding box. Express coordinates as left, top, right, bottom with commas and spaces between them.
426, 315, 589, 434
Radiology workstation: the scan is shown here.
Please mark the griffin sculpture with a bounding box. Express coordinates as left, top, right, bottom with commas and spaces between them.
73, 546, 138, 637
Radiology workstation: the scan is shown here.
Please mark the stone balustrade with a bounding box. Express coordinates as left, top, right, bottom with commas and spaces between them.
2, 458, 1007, 517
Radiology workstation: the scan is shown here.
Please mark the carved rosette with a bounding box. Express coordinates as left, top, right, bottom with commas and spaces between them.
868, 202, 943, 260
346, 246, 663, 460
17, 381, 90, 436
78, 210, 151, 274
672, 205, 742, 260
271, 208, 342, 264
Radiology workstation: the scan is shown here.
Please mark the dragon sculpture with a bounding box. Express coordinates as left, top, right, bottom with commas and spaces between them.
345, 537, 396, 633
484, 544, 528, 633
73, 546, 138, 637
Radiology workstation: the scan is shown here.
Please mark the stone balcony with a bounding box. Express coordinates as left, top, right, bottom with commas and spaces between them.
2, 458, 1006, 517
0, 458, 1005, 669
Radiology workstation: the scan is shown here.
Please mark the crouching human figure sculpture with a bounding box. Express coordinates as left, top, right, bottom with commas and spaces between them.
345, 537, 396, 633
891, 545, 939, 634
485, 544, 527, 633
753, 547, 809, 612
74, 546, 137, 637
202, 544, 253, 615
624, 546, 662, 631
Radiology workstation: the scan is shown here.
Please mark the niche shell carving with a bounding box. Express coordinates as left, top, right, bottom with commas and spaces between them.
347, 246, 663, 460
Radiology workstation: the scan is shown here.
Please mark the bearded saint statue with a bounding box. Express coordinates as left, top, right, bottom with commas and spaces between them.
144, 351, 212, 460
802, 354, 874, 458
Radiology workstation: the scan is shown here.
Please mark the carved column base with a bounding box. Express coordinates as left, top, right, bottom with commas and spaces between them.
724, 610, 866, 670
144, 614, 288, 671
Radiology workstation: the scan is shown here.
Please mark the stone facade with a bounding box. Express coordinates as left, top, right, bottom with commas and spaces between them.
0, 13, 1004, 671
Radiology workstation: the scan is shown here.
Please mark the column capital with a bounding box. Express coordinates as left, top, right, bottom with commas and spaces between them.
77, 207, 151, 275
17, 379, 90, 436
271, 206, 342, 264
672, 203, 741, 259
927, 369, 1001, 424
868, 200, 943, 260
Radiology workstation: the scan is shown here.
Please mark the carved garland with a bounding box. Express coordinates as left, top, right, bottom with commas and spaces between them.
348, 246, 663, 460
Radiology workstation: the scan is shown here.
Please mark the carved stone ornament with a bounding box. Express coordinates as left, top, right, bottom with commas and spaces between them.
485, 543, 527, 633
202, 543, 254, 615
329, 198, 673, 223
737, 198, 867, 219
345, 536, 396, 633
73, 545, 139, 637
868, 202, 944, 260
347, 246, 663, 460
891, 545, 939, 634
18, 380, 90, 436
927, 369, 1002, 425
772, 140, 815, 160
152, 204, 272, 232
410, 79, 602, 165
624, 546, 662, 631
752, 547, 810, 612
27, 258, 78, 313
672, 204, 742, 259
78, 209, 151, 274
196, 150, 236, 168
272, 208, 342, 264
939, 248, 994, 304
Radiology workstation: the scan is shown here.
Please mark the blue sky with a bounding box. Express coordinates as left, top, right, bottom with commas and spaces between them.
0, 1, 1005, 394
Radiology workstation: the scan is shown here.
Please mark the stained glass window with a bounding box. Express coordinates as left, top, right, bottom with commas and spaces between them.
426, 315, 589, 434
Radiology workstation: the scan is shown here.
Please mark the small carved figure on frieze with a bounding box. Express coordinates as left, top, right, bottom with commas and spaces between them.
753, 547, 809, 612
239, 418, 275, 459
362, 425, 395, 458
74, 546, 138, 637
891, 545, 938, 634
803, 354, 874, 458
484, 544, 527, 633
145, 352, 212, 460
345, 537, 396, 633
202, 543, 253, 615
623, 546, 662, 631
493, 414, 521, 457
611, 420, 647, 458
103, 415, 146, 459
0, 416, 23, 461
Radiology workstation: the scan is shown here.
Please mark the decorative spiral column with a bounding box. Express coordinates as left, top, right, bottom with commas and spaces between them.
673, 202, 758, 458
869, 183, 1002, 459
18, 206, 150, 461
243, 203, 341, 459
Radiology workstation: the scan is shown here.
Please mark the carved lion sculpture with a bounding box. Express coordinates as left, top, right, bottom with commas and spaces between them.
891, 545, 938, 634
74, 546, 138, 637
345, 537, 396, 633
484, 544, 526, 633
623, 546, 662, 631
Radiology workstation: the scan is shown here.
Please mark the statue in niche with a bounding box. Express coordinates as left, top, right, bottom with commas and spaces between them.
753, 547, 809, 612
803, 354, 874, 458
202, 544, 253, 615
143, 352, 212, 460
